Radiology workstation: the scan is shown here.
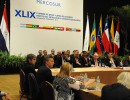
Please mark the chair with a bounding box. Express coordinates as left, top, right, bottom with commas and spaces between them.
41, 81, 55, 100
28, 73, 39, 100
19, 69, 28, 100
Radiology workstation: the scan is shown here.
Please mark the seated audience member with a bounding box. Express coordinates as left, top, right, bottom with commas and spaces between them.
122, 55, 130, 67
86, 51, 92, 60
70, 50, 76, 58
62, 51, 72, 64
54, 51, 72, 68
79, 51, 82, 58
104, 52, 119, 67
0, 91, 12, 100
36, 50, 43, 68
42, 50, 48, 65
100, 52, 108, 66
21, 53, 36, 94
90, 52, 101, 67
49, 49, 55, 57
80, 51, 91, 67
101, 72, 130, 100
71, 50, 82, 67
54, 51, 62, 68
36, 55, 54, 86
43, 50, 48, 58
66, 50, 71, 60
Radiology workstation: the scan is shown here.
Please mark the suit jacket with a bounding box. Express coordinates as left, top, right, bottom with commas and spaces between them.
104, 57, 119, 67
90, 58, 101, 67
80, 56, 91, 67
21, 63, 36, 76
36, 55, 43, 68
36, 66, 54, 86
21, 63, 36, 94
70, 56, 82, 68
54, 55, 62, 68
55, 56, 72, 68
101, 83, 130, 100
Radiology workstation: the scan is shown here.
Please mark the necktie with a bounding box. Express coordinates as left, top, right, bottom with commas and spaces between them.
85, 57, 88, 63
75, 58, 79, 63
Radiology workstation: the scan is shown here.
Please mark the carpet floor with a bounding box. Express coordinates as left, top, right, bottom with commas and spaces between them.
0, 74, 23, 100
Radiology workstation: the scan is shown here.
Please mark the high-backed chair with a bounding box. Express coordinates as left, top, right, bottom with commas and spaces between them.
28, 73, 39, 100
19, 69, 28, 100
41, 81, 55, 100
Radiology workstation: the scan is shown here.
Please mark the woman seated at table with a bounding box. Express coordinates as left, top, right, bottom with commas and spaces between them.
101, 72, 130, 100
104, 52, 119, 67
53, 62, 95, 100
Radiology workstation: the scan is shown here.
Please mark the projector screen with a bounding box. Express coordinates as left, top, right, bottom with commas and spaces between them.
10, 0, 83, 55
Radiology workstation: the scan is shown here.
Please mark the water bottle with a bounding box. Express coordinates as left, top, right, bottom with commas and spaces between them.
101, 63, 105, 67
84, 73, 88, 82
99, 62, 101, 67
96, 76, 100, 90
120, 60, 123, 67
99, 60, 101, 67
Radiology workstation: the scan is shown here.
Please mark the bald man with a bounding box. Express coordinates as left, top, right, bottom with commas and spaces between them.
90, 52, 101, 67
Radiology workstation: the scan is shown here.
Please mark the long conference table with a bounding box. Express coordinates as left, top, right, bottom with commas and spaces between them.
50, 67, 130, 100
51, 67, 130, 84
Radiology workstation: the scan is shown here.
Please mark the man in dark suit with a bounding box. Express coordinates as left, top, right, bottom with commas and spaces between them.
90, 52, 101, 67
80, 51, 91, 67
21, 54, 36, 94
36, 55, 54, 85
49, 49, 55, 57
104, 52, 119, 67
54, 51, 62, 68
66, 50, 71, 60
54, 51, 72, 68
70, 50, 82, 67
36, 50, 43, 68
43, 50, 48, 58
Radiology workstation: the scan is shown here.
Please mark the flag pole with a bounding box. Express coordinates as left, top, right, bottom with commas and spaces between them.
100, 14, 102, 35
94, 13, 95, 20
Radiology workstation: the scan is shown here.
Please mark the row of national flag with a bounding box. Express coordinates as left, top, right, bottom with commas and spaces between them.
0, 4, 9, 52
83, 14, 120, 56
